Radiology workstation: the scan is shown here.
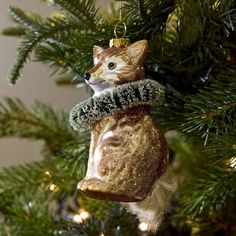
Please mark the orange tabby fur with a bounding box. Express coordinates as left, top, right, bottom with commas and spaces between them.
86, 40, 148, 93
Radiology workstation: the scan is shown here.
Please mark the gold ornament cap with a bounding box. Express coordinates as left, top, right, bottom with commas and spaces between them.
109, 38, 130, 48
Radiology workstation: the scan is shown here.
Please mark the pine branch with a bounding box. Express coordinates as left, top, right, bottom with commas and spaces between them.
0, 161, 58, 200
148, 0, 236, 86
206, 131, 236, 163
55, 76, 82, 86
0, 158, 87, 212
123, 0, 144, 22
8, 36, 40, 84
0, 98, 75, 152
34, 27, 113, 79
0, 140, 89, 216
35, 42, 92, 79
168, 132, 210, 172
0, 161, 52, 218
78, 196, 114, 220
182, 80, 236, 144
2, 26, 26, 37
9, 6, 43, 28
68, 216, 104, 236
62, 206, 137, 236
123, 0, 175, 40
4, 189, 123, 236
177, 0, 236, 54
154, 73, 236, 145
35, 44, 81, 78
182, 167, 236, 219
56, 140, 89, 177
0, 97, 89, 200
137, 0, 147, 19
5, 190, 66, 236
51, 0, 100, 27
7, 16, 81, 84
2, 186, 127, 236
7, 6, 110, 84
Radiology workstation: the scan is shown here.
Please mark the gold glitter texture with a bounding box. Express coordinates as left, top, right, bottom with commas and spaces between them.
78, 106, 167, 202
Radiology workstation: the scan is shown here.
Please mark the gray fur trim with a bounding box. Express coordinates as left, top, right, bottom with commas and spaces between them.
69, 79, 164, 130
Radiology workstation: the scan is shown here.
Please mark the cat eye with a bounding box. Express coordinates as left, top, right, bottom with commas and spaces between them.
108, 62, 116, 70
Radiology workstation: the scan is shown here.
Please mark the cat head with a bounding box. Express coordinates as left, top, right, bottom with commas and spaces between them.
85, 40, 148, 93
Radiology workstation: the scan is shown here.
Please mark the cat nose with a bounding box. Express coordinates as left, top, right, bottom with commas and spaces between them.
84, 72, 91, 81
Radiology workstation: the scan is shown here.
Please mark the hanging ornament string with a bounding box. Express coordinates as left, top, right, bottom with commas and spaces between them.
114, 1, 127, 38
110, 0, 129, 48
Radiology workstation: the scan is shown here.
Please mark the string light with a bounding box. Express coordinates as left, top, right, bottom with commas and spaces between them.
72, 209, 90, 223
138, 222, 148, 232
79, 210, 90, 220
227, 157, 236, 168
49, 184, 59, 192
73, 214, 83, 224
45, 170, 52, 177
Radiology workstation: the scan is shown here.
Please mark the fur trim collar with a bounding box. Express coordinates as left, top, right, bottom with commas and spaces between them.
69, 79, 164, 130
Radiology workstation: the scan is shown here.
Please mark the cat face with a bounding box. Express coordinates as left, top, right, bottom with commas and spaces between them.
85, 40, 148, 93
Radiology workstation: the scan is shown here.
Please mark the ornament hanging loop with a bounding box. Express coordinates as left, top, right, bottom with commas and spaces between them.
114, 1, 127, 38
114, 22, 127, 38
110, 1, 129, 48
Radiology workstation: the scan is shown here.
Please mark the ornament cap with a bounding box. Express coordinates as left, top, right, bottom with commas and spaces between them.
109, 38, 130, 48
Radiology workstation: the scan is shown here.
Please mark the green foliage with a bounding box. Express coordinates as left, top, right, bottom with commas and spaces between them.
4, 1, 114, 84
9, 6, 43, 27
51, 0, 100, 26
182, 167, 236, 218
206, 131, 236, 162
6, 190, 65, 236
8, 14, 83, 84
0, 98, 75, 152
78, 196, 115, 219
0, 98, 90, 220
123, 0, 175, 40
0, 162, 65, 235
55, 76, 82, 85
1, 0, 236, 235
2, 26, 26, 36
154, 69, 236, 145
148, 0, 236, 89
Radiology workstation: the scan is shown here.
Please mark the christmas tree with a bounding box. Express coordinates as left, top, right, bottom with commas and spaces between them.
1, 0, 236, 235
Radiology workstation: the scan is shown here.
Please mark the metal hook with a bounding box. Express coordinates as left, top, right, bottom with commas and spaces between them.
114, 21, 127, 38
114, 1, 127, 38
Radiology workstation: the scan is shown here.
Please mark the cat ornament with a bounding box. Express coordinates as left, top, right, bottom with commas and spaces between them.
70, 39, 177, 231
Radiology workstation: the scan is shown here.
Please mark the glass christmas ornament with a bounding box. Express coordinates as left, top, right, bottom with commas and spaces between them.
70, 39, 177, 231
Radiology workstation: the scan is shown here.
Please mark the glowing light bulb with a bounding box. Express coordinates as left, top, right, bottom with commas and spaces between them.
79, 210, 90, 220
49, 184, 59, 192
228, 157, 236, 168
73, 214, 83, 224
45, 171, 52, 177
73, 210, 90, 224
138, 222, 148, 232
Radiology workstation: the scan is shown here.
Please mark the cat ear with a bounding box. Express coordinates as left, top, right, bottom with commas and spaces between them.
126, 40, 148, 65
93, 46, 104, 58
